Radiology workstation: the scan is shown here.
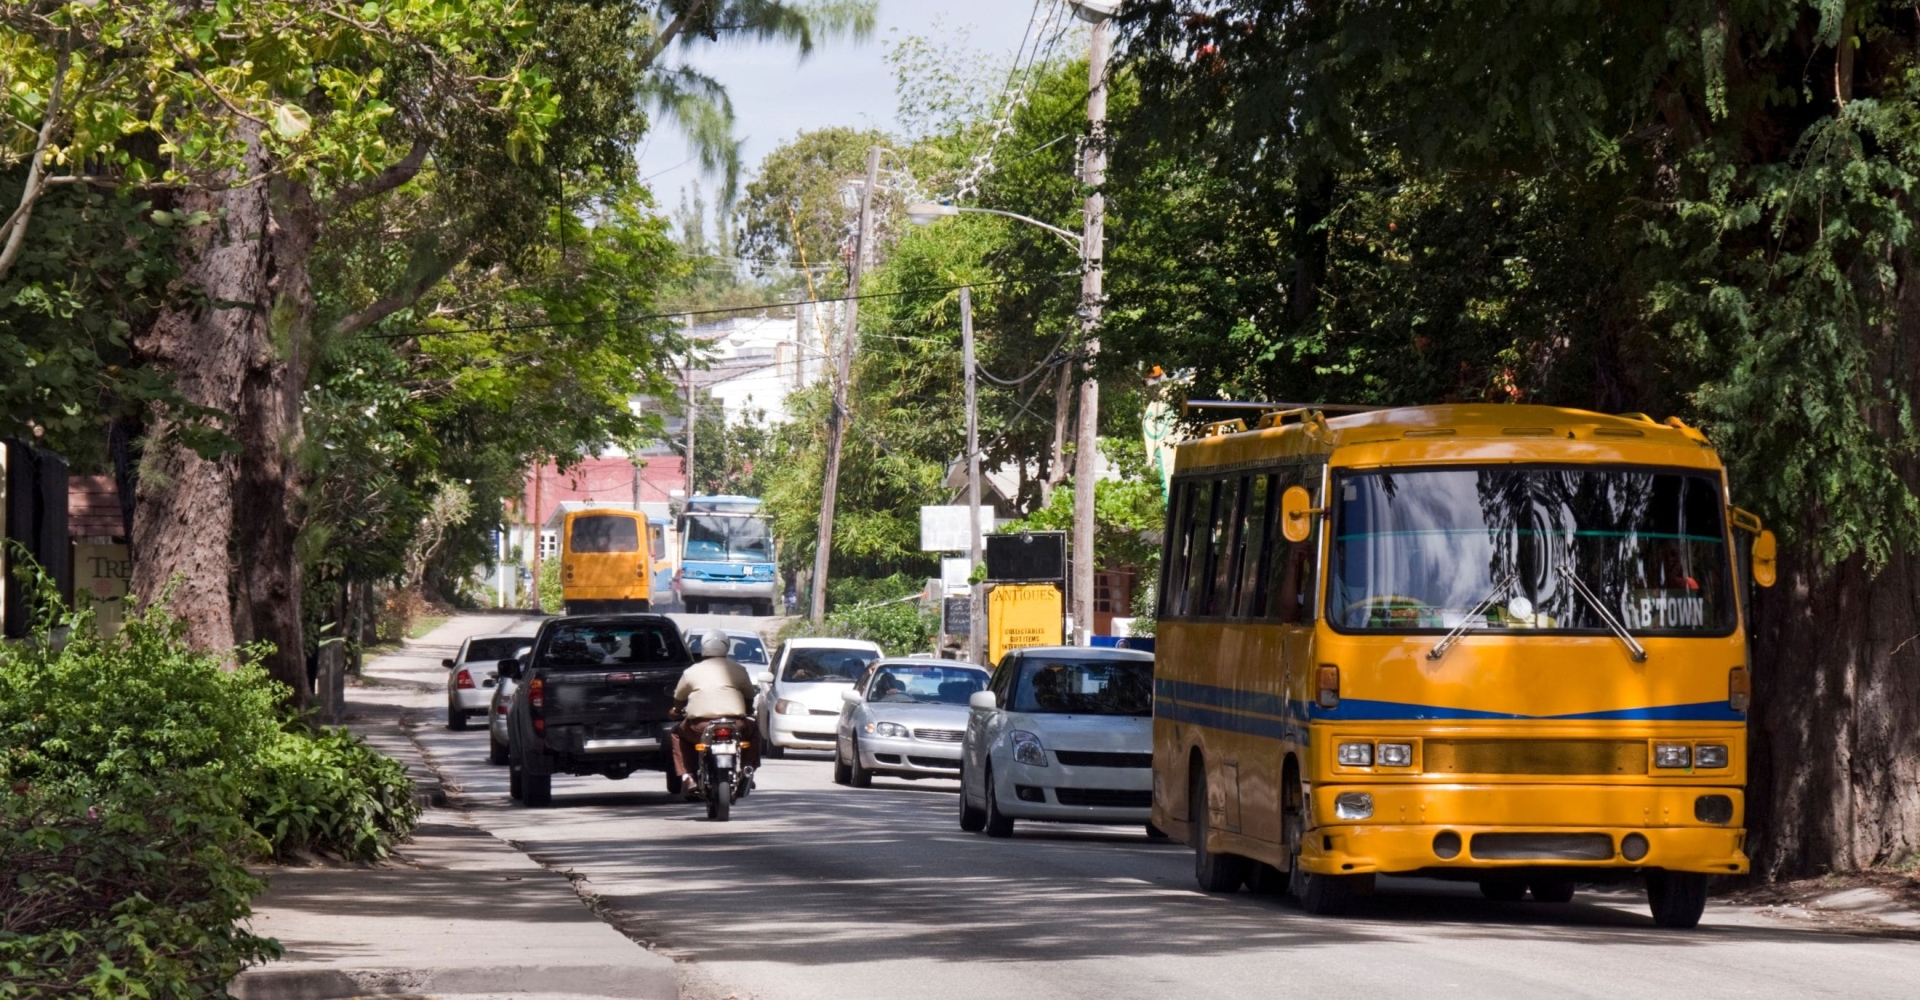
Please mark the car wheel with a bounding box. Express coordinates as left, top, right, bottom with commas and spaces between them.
848, 736, 873, 788
832, 744, 853, 785
523, 771, 552, 808
509, 765, 524, 800
1192, 764, 1248, 893
764, 735, 786, 759
448, 700, 468, 731
1645, 871, 1708, 929
983, 765, 1014, 838
1530, 880, 1576, 904
1479, 880, 1527, 902
489, 738, 508, 766
958, 765, 987, 832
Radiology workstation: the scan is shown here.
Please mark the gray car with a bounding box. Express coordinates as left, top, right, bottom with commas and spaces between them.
833, 659, 989, 786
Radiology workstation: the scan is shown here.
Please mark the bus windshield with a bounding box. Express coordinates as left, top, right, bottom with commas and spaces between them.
684, 514, 772, 563
1330, 465, 1734, 635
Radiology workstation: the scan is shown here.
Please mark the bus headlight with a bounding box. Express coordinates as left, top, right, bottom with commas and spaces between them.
1653, 744, 1691, 769
1334, 792, 1374, 820
1377, 743, 1413, 767
1336, 742, 1373, 766
1694, 744, 1728, 768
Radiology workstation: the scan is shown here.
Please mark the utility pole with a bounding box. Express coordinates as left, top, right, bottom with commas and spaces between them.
811, 145, 884, 623
529, 465, 543, 613
1071, 14, 1111, 645
961, 287, 985, 667
684, 368, 697, 500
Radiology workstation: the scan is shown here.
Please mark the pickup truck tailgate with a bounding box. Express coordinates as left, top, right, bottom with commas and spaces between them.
541, 666, 682, 728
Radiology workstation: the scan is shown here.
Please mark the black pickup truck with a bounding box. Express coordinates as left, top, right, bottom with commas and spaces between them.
498, 614, 691, 807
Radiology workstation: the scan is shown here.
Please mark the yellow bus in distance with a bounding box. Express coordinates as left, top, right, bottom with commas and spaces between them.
560, 508, 658, 614
1150, 403, 1776, 929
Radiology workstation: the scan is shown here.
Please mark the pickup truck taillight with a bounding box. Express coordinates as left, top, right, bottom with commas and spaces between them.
528, 677, 545, 733
455, 669, 475, 690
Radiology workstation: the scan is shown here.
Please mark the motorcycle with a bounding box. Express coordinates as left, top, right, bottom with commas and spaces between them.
689, 716, 753, 821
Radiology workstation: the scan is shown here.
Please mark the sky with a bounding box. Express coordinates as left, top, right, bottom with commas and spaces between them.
636, 0, 1047, 208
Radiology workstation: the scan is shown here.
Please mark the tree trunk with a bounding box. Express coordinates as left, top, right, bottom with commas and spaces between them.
1745, 251, 1920, 878
232, 176, 317, 709
131, 126, 276, 654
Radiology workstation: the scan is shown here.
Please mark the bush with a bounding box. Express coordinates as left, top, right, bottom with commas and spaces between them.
0, 602, 417, 861
780, 592, 937, 656
0, 784, 279, 999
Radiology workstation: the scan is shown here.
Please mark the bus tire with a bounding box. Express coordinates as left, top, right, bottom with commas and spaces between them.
1286, 809, 1353, 915
752, 599, 775, 617
629, 599, 650, 613
1191, 764, 1248, 893
1645, 871, 1708, 929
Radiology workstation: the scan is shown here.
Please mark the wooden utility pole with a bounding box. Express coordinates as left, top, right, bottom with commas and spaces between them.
529, 466, 543, 612
685, 368, 698, 500
962, 287, 985, 667
1071, 17, 1111, 645
810, 145, 883, 623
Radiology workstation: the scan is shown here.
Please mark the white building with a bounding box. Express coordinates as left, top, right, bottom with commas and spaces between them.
686, 306, 837, 425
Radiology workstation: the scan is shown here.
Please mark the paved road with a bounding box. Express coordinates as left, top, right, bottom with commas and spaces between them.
389, 616, 1920, 1000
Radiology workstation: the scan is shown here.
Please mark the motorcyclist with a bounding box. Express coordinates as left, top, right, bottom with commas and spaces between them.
671, 629, 760, 798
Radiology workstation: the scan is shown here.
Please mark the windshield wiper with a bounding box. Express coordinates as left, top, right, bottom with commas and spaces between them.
1557, 565, 1648, 662
1428, 572, 1518, 661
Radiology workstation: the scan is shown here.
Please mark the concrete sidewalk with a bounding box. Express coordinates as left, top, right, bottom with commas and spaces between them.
231, 614, 677, 1000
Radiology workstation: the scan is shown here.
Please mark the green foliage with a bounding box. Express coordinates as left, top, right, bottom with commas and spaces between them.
784, 594, 937, 656
0, 598, 417, 861
538, 555, 564, 613
734, 126, 897, 277
0, 786, 279, 1000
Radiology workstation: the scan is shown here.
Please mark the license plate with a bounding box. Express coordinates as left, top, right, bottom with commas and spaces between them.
710, 741, 739, 754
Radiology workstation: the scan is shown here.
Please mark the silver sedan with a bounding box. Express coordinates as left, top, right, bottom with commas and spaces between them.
833, 659, 989, 787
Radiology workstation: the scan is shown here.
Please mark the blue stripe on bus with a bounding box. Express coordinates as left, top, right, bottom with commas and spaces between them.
1155, 678, 1743, 725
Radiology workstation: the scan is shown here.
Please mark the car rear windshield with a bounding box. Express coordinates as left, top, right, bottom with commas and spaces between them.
571, 515, 640, 553
465, 638, 528, 663
730, 637, 768, 664
1012, 659, 1153, 716
866, 664, 987, 704
541, 623, 685, 668
782, 647, 877, 682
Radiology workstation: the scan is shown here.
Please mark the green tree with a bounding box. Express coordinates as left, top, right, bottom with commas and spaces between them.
1114, 0, 1920, 878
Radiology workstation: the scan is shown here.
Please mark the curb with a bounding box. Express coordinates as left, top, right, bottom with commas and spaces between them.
230, 962, 677, 1000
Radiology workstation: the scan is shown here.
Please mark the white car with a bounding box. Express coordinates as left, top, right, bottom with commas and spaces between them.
444, 634, 530, 730
834, 659, 989, 786
958, 646, 1158, 838
758, 638, 883, 756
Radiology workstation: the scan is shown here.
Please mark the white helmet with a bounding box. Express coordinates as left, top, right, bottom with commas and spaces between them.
699, 629, 730, 658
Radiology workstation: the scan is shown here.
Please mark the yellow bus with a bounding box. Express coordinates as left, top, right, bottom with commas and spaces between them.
1150, 403, 1777, 929
560, 508, 659, 614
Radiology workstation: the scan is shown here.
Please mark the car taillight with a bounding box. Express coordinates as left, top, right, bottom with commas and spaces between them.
455, 669, 474, 690
496, 701, 508, 715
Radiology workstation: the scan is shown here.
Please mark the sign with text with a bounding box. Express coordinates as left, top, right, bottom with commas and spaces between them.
988, 583, 1063, 665
943, 596, 971, 637
73, 542, 131, 636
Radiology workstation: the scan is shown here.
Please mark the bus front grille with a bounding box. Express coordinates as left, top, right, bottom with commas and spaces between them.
1422, 739, 1646, 776
1469, 833, 1616, 861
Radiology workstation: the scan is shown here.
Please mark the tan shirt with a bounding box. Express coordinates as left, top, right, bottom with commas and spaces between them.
674, 656, 757, 720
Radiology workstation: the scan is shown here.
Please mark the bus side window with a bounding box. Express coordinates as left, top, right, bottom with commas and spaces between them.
1236, 474, 1274, 617
1205, 477, 1242, 617
1180, 480, 1215, 617
1265, 467, 1320, 624
1159, 482, 1189, 619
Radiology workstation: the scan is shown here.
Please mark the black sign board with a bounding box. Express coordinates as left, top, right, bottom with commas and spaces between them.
943, 596, 971, 636
985, 531, 1066, 583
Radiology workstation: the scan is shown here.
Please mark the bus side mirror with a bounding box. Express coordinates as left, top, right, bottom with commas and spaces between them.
1752, 530, 1777, 588
1280, 485, 1323, 544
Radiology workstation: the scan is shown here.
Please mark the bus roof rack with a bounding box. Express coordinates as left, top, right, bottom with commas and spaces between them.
1183, 399, 1385, 415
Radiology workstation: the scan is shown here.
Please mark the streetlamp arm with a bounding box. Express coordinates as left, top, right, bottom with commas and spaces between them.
957, 206, 1085, 250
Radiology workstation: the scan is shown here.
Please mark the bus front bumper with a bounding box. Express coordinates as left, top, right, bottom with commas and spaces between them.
1301, 783, 1749, 877
678, 579, 777, 601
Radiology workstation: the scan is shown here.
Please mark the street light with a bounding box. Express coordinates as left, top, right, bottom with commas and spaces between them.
1067, 0, 1119, 24
905, 202, 1085, 250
